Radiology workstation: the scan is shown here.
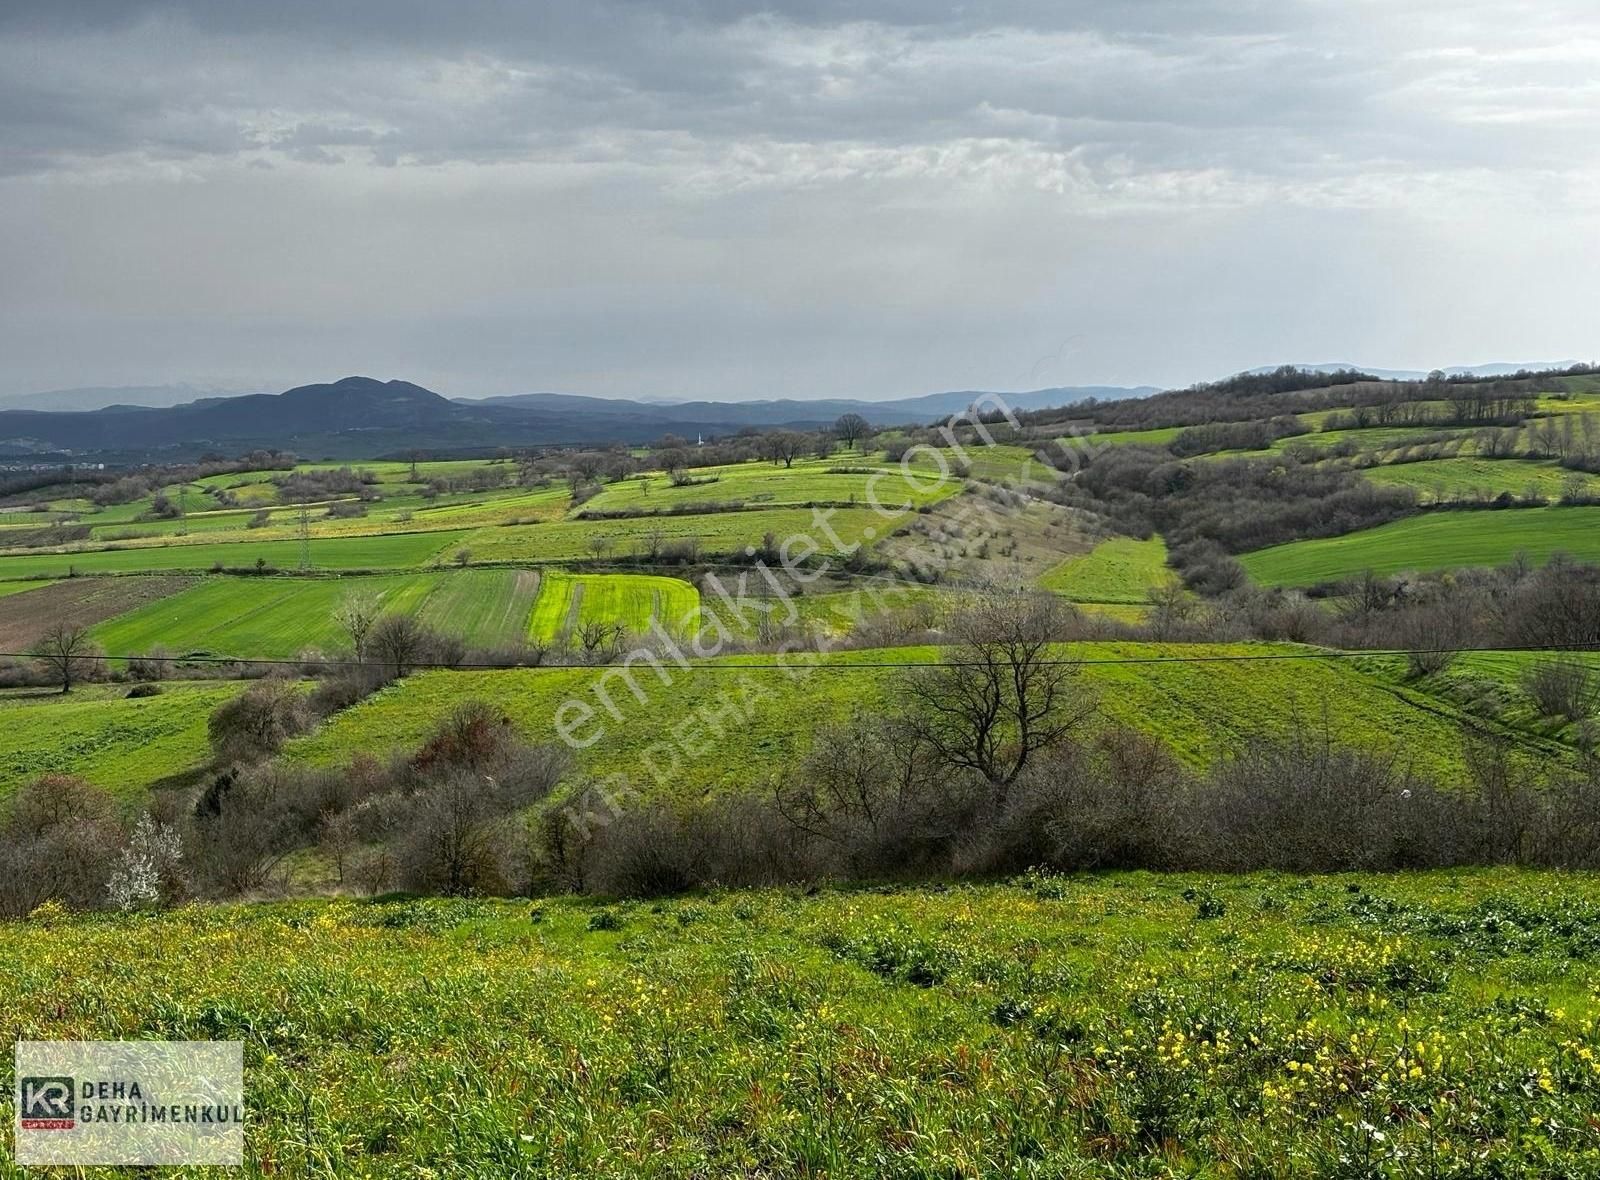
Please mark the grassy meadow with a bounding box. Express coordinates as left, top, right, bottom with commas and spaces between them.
1240, 506, 1600, 587
282, 643, 1561, 796
527, 572, 701, 643
3, 871, 1598, 1176
1039, 535, 1171, 603
90, 570, 543, 659
0, 681, 246, 799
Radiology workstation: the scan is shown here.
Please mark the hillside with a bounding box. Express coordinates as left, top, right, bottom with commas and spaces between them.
2, 871, 1595, 1175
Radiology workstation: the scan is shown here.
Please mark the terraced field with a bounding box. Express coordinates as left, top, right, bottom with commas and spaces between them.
1240, 506, 1600, 587
1038, 535, 1170, 602
527, 572, 700, 642
90, 570, 543, 659
0, 529, 471, 577
1360, 457, 1600, 502
285, 642, 1556, 794
0, 681, 247, 800
462, 507, 897, 564
580, 457, 951, 515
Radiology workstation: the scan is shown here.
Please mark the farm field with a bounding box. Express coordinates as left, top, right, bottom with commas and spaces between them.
1038, 535, 1170, 603
1240, 506, 1600, 587
1360, 457, 1600, 502
1078, 424, 1182, 447
0, 681, 245, 800
284, 642, 1558, 794
2, 870, 1596, 1175
0, 575, 196, 650
527, 571, 700, 643
90, 570, 543, 659
460, 506, 897, 564
0, 529, 471, 577
579, 456, 952, 514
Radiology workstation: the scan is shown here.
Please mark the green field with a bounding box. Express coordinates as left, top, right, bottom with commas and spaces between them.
285, 642, 1557, 793
1076, 425, 1183, 447
3, 870, 1596, 1175
462, 507, 897, 564
527, 572, 701, 643
1361, 457, 1600, 502
90, 570, 544, 659
0, 681, 246, 799
0, 580, 47, 599
582, 457, 952, 515
0, 529, 471, 577
1240, 506, 1600, 587
1038, 535, 1170, 602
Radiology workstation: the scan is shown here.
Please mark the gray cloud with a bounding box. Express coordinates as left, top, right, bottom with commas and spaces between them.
0, 1, 1596, 397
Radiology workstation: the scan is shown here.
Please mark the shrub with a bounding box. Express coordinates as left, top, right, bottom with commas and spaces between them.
207, 678, 311, 764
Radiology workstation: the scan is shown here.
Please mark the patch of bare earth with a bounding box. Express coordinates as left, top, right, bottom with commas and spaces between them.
0, 576, 197, 650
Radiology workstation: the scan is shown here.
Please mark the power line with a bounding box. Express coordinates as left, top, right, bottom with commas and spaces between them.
4, 643, 1599, 674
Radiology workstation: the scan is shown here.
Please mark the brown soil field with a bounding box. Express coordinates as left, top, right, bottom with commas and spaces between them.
0, 576, 196, 650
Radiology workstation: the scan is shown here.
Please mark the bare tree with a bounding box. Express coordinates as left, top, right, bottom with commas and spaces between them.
368, 614, 428, 677
901, 590, 1094, 799
31, 622, 99, 693
833, 413, 871, 450
334, 591, 381, 661
762, 431, 809, 469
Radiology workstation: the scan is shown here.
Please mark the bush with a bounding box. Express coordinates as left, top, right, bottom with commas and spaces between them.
207, 678, 311, 764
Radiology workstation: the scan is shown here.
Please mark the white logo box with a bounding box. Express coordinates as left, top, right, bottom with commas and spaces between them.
14, 1040, 243, 1166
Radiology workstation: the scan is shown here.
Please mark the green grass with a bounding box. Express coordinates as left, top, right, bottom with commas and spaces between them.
0, 530, 471, 577
462, 508, 898, 564
89, 570, 543, 659
0, 681, 246, 800
583, 457, 952, 515
527, 572, 701, 643
1038, 535, 1171, 602
286, 642, 1555, 793
1361, 457, 1600, 502
1240, 506, 1600, 587
1076, 425, 1182, 447
2, 870, 1597, 1175
0, 580, 47, 599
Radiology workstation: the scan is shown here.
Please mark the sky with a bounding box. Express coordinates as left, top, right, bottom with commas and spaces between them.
1, 1, 1597, 401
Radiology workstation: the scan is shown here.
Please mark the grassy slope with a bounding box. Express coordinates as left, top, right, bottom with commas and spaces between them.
1360, 458, 1600, 501
1038, 535, 1170, 603
1240, 506, 1600, 586
463, 507, 896, 564
90, 570, 543, 658
527, 572, 701, 642
1, 872, 1595, 1176
0, 529, 470, 577
286, 643, 1552, 792
583, 457, 952, 514
0, 681, 244, 799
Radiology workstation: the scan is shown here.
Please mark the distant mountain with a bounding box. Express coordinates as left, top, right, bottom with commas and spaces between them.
1244, 362, 1586, 381
0, 383, 265, 412
464, 386, 1156, 428
0, 376, 1153, 463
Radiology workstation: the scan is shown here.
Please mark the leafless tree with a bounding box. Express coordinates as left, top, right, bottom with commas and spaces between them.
31, 622, 99, 693
900, 589, 1094, 799
334, 591, 382, 661
368, 614, 428, 677
762, 431, 809, 469
833, 413, 871, 450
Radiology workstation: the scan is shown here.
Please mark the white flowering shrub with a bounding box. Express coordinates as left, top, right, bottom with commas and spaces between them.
107, 815, 183, 912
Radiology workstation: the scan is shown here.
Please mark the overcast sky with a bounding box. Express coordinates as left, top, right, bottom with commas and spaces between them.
1, 1, 1597, 400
